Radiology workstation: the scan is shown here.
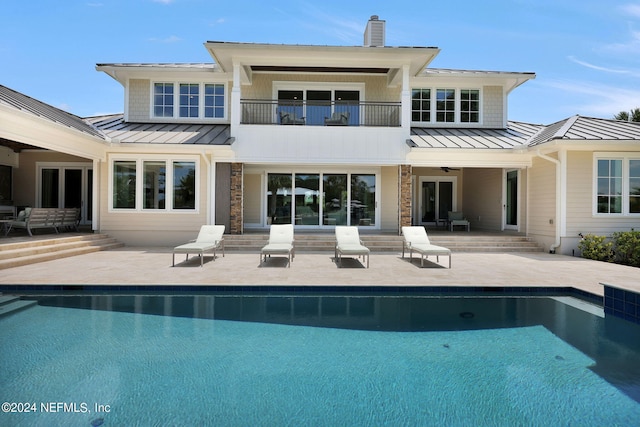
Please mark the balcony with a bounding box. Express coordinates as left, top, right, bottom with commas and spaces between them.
240, 99, 401, 127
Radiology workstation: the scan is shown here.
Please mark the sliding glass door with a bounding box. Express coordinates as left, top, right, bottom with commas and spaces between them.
266, 172, 376, 227
39, 164, 93, 224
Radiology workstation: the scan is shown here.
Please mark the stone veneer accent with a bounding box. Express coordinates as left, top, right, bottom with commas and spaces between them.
399, 165, 412, 228
230, 163, 243, 234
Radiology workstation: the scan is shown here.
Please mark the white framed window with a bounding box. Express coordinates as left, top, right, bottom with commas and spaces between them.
110, 155, 199, 212
152, 82, 226, 120
594, 153, 640, 215
460, 89, 480, 123
411, 87, 482, 124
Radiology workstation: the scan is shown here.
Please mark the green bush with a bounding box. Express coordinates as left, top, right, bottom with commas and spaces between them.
578, 234, 614, 262
612, 230, 640, 267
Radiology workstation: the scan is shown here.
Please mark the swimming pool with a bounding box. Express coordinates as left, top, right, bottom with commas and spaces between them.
1, 292, 639, 426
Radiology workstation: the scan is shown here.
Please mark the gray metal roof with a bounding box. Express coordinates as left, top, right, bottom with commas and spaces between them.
0, 85, 104, 139
410, 116, 640, 150
527, 115, 640, 146
409, 121, 543, 149
86, 115, 233, 145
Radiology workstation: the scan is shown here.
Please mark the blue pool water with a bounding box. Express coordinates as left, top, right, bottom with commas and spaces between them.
1, 294, 640, 426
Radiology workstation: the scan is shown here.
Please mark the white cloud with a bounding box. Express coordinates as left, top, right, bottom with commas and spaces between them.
621, 3, 640, 18
568, 56, 633, 75
542, 78, 640, 117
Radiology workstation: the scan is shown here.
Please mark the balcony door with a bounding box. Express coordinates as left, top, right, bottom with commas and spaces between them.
275, 84, 362, 126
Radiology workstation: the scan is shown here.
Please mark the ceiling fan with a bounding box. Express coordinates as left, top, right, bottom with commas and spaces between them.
440, 167, 461, 173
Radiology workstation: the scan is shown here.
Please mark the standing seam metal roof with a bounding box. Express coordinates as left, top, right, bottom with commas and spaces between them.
85, 115, 233, 145
0, 85, 104, 139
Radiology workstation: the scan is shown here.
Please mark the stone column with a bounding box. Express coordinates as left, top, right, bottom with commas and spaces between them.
230, 162, 243, 234
399, 164, 412, 229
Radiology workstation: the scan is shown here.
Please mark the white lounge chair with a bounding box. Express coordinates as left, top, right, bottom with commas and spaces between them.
401, 226, 451, 268
260, 224, 295, 267
335, 226, 370, 268
172, 225, 225, 267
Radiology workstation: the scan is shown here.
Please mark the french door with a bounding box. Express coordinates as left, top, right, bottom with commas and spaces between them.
504, 169, 519, 230
38, 164, 93, 225
418, 177, 455, 225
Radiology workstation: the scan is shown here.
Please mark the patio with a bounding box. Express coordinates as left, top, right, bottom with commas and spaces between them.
0, 240, 638, 298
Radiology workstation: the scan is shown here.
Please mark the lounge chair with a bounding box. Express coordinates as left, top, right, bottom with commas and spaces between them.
448, 211, 470, 232
172, 225, 225, 267
279, 111, 305, 125
324, 111, 350, 126
401, 226, 451, 268
335, 226, 370, 268
260, 224, 295, 267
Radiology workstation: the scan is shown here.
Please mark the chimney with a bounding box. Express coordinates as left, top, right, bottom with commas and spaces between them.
364, 15, 385, 47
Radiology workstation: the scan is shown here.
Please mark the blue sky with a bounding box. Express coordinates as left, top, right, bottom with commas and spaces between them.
2, 0, 640, 124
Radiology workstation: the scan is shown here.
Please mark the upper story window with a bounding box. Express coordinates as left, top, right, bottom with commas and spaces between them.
595, 155, 640, 215
204, 84, 225, 118
154, 83, 174, 118
411, 88, 481, 124
179, 84, 199, 118
411, 89, 431, 122
460, 90, 480, 123
436, 89, 456, 123
153, 82, 225, 120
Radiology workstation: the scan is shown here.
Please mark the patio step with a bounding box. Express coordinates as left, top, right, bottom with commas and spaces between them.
221, 233, 543, 253
0, 234, 124, 270
0, 295, 37, 318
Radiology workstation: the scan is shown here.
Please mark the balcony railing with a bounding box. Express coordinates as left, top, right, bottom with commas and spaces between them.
240, 99, 401, 127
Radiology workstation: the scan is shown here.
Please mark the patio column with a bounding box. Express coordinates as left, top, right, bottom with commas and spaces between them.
230, 162, 243, 234
399, 164, 412, 230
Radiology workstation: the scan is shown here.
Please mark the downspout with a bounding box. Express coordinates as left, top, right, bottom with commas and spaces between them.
536, 149, 561, 253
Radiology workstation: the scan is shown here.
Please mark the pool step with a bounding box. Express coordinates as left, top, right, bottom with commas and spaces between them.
0, 234, 124, 270
0, 296, 37, 318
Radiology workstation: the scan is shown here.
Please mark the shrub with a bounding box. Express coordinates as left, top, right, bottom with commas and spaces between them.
578, 234, 614, 262
612, 230, 640, 267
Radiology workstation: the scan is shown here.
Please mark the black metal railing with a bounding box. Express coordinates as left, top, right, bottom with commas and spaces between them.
240, 99, 401, 127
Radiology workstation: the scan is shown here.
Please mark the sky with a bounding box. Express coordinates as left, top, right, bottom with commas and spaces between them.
1, 0, 640, 125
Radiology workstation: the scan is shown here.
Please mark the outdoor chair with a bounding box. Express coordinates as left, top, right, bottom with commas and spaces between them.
334, 226, 370, 268
324, 111, 350, 126
172, 225, 225, 267
260, 224, 295, 267
448, 211, 470, 232
279, 111, 305, 125
401, 226, 452, 268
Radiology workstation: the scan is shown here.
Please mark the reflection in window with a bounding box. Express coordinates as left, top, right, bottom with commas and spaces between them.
630, 160, 640, 213
597, 159, 622, 214
173, 162, 196, 209
295, 174, 319, 225
267, 174, 292, 224
143, 161, 166, 209
0, 165, 11, 202
113, 161, 136, 209
351, 174, 375, 226
154, 83, 174, 117
323, 174, 347, 225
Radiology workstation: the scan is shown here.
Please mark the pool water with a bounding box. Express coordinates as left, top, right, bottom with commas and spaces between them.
1, 294, 639, 426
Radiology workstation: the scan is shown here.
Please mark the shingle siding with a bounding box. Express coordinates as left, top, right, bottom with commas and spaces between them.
483, 86, 503, 128
128, 79, 150, 122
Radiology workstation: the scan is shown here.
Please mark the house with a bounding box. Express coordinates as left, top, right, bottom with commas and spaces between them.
1, 16, 639, 254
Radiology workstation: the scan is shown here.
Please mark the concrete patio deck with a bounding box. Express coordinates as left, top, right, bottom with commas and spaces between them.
0, 246, 638, 297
